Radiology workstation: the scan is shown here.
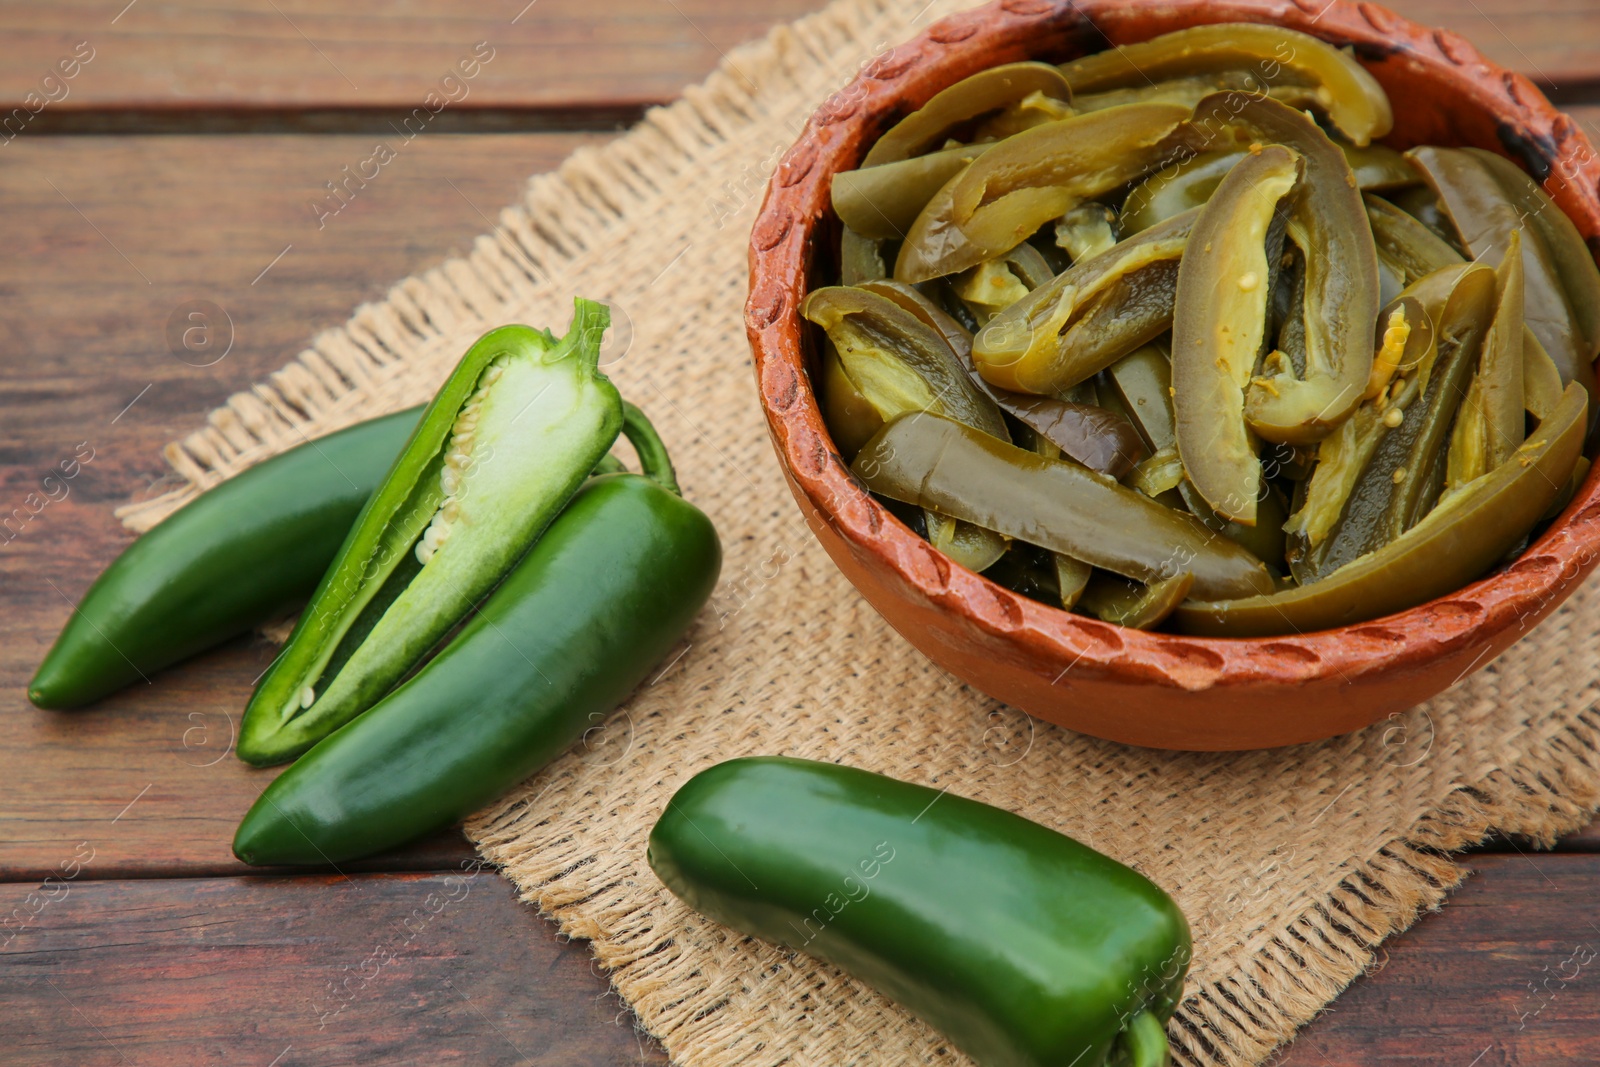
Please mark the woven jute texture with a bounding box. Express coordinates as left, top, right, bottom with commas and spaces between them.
120, 1, 1600, 1063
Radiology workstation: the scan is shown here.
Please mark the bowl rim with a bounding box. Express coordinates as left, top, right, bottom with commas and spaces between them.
745, 0, 1600, 695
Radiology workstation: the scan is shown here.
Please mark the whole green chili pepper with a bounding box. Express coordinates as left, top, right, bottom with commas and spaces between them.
1180, 383, 1586, 634
234, 424, 719, 865
239, 301, 624, 766
649, 756, 1191, 1067
29, 406, 423, 710
854, 412, 1274, 599
1057, 23, 1392, 146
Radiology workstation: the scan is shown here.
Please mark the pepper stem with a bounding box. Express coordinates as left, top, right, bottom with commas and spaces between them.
1124, 1011, 1170, 1067
621, 401, 680, 494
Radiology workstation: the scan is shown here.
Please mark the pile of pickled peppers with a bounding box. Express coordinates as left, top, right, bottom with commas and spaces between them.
813, 24, 1599, 637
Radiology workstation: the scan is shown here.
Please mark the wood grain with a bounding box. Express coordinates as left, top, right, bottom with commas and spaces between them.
0, 0, 1594, 125
4, 857, 1595, 1065
1273, 854, 1600, 1065
0, 0, 825, 115
0, 131, 607, 879
1, 871, 669, 1065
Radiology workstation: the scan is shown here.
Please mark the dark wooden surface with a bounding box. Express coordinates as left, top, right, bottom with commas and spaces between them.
1, 2, 1597, 1064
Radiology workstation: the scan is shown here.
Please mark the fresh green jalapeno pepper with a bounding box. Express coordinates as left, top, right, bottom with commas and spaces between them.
973, 208, 1197, 394
1059, 23, 1393, 146
649, 756, 1192, 1067
27, 406, 423, 710
238, 301, 624, 766
853, 412, 1274, 599
1406, 146, 1599, 407
1462, 148, 1600, 359
1180, 382, 1586, 634
833, 142, 996, 241
864, 62, 1071, 167
234, 422, 720, 865
896, 102, 1192, 283
1173, 143, 1301, 524
1183, 93, 1380, 445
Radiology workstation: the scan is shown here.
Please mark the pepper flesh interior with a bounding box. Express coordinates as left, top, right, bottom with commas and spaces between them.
238, 301, 623, 765
1173, 142, 1301, 525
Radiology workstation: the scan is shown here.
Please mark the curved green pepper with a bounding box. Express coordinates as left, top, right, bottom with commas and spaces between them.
973, 208, 1197, 394
863, 62, 1071, 167
239, 301, 624, 766
1463, 148, 1600, 359
1078, 571, 1195, 630
1173, 143, 1302, 524
1179, 383, 1586, 634
833, 142, 994, 241
804, 286, 1007, 440
1186, 93, 1379, 444
1288, 264, 1495, 582
839, 226, 887, 285
1074, 70, 1319, 116
649, 756, 1191, 1067
896, 102, 1192, 283
1406, 146, 1599, 407
805, 285, 1009, 572
29, 406, 423, 710
234, 452, 720, 865
1365, 193, 1464, 284
853, 278, 1143, 477
853, 412, 1274, 599
1058, 23, 1392, 145
1122, 143, 1412, 237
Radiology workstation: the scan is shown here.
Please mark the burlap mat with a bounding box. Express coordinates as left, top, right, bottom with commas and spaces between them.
119, 1, 1600, 1062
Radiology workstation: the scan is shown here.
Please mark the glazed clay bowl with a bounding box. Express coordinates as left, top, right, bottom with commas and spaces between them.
746, 0, 1600, 750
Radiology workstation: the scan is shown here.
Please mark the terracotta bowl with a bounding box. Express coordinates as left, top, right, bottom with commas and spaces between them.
746, 0, 1600, 750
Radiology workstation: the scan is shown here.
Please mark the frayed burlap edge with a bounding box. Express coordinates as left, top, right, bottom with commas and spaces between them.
118, 0, 1600, 1063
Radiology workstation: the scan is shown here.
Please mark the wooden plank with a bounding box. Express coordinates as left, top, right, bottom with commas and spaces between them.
1273, 854, 1600, 1065
4, 856, 1598, 1065
0, 131, 608, 879
0, 871, 668, 1066
0, 0, 1593, 122
0, 0, 825, 116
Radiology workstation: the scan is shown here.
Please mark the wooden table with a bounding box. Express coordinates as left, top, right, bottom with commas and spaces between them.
2, 2, 1597, 1063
